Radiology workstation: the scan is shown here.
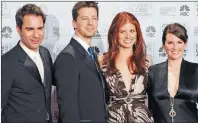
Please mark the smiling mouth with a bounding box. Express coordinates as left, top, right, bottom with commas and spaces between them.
123, 39, 134, 43
32, 40, 40, 44
171, 51, 180, 54
124, 40, 132, 43
87, 28, 94, 31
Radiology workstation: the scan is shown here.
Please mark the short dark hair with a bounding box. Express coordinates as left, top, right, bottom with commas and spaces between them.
162, 23, 188, 45
15, 4, 46, 29
72, 1, 99, 21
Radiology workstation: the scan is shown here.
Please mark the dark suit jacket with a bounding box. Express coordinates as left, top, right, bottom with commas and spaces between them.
148, 59, 198, 123
1, 42, 53, 123
53, 38, 107, 122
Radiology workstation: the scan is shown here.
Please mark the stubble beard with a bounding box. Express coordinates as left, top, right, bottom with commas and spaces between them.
83, 31, 96, 38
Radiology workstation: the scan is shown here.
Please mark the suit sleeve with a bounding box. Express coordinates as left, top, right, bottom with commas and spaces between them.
53, 53, 80, 122
1, 58, 13, 119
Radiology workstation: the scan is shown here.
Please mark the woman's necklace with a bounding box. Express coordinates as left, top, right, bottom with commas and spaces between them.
168, 67, 180, 123
169, 96, 176, 123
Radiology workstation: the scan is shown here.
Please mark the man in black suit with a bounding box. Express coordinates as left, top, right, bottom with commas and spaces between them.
1, 4, 52, 123
53, 1, 107, 122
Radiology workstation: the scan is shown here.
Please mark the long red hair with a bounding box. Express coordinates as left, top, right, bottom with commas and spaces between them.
104, 12, 146, 75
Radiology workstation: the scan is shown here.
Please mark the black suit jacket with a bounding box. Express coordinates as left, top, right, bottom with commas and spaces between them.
53, 38, 107, 122
1, 42, 53, 123
148, 59, 198, 123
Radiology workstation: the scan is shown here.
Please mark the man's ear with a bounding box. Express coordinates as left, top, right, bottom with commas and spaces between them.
72, 20, 77, 30
162, 44, 166, 53
16, 25, 21, 34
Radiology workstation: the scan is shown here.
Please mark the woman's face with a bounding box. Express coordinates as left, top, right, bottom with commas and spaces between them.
163, 33, 187, 60
118, 22, 137, 49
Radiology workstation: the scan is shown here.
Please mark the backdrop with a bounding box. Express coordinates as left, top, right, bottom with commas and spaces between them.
1, 1, 198, 122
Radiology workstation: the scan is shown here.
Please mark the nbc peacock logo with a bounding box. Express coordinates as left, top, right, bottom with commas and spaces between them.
180, 5, 190, 16
2, 26, 12, 38
146, 26, 156, 37
93, 30, 101, 39
158, 46, 167, 58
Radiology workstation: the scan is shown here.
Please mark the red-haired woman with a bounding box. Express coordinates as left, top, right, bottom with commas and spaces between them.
99, 12, 153, 122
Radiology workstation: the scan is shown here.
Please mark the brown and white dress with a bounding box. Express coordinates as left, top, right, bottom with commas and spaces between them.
104, 57, 153, 123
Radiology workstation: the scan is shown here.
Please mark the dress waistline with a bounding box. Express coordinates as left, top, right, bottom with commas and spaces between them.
109, 94, 147, 104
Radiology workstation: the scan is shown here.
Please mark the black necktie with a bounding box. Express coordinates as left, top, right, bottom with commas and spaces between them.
88, 47, 95, 61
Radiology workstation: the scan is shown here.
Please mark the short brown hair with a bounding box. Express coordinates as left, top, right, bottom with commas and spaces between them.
15, 4, 46, 29
72, 1, 99, 21
162, 23, 188, 45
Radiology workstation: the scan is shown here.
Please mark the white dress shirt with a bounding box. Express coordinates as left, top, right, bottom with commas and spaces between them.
73, 34, 90, 54
20, 41, 44, 83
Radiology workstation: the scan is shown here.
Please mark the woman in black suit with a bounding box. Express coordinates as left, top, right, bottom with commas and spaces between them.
148, 23, 198, 123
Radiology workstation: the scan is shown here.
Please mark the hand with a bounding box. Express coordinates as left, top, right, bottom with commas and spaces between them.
97, 55, 107, 72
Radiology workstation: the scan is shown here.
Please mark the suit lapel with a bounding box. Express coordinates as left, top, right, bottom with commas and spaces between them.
176, 59, 189, 98
39, 49, 48, 87
157, 61, 169, 99
23, 56, 42, 84
70, 38, 98, 73
161, 59, 186, 98
15, 42, 42, 84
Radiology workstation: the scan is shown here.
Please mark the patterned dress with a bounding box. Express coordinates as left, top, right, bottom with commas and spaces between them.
104, 58, 153, 123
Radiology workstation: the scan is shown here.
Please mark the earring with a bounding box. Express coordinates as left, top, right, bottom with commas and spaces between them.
116, 44, 120, 49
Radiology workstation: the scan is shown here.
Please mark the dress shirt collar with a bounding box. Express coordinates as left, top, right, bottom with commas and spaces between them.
73, 34, 90, 54
19, 41, 40, 60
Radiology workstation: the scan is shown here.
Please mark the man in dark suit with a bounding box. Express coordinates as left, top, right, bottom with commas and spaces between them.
1, 4, 52, 123
53, 1, 107, 122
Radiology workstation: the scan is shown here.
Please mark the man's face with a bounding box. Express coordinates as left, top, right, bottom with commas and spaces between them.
72, 7, 98, 42
17, 14, 44, 51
